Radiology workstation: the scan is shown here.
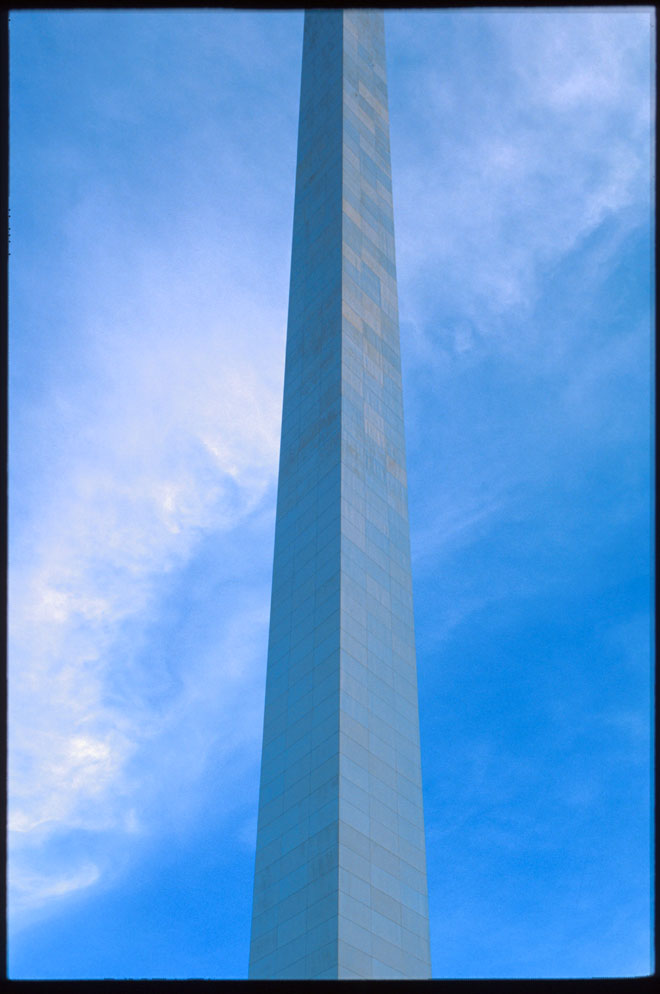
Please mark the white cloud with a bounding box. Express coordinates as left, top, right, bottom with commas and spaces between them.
10, 861, 102, 914
9, 182, 286, 919
9, 11, 301, 922
390, 8, 652, 346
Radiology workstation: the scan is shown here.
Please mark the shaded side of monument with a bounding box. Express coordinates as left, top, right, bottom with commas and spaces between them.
248, 9, 431, 980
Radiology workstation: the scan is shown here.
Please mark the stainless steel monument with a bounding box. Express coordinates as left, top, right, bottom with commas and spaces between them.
249, 9, 431, 979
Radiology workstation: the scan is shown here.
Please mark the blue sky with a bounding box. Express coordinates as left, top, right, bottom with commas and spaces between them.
8, 7, 653, 979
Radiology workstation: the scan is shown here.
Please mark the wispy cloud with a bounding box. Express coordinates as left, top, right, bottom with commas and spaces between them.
9, 9, 306, 925
389, 8, 652, 348
9, 191, 286, 920
393, 10, 652, 660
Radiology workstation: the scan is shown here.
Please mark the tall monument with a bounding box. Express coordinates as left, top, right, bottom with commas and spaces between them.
249, 10, 431, 979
